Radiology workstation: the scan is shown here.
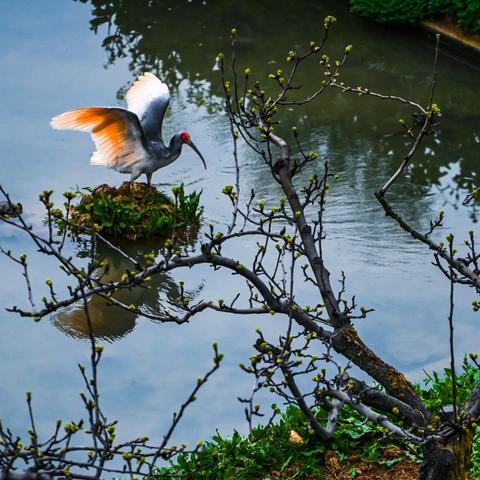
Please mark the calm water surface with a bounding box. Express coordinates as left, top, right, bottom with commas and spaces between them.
1, 0, 480, 449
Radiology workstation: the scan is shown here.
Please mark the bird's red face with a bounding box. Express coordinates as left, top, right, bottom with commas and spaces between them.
180, 131, 191, 144
180, 131, 207, 169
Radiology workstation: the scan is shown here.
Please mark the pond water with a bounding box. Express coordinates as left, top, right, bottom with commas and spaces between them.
1, 0, 480, 455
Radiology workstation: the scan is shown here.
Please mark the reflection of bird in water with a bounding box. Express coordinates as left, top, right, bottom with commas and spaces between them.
55, 295, 136, 341
51, 72, 207, 186
52, 244, 181, 342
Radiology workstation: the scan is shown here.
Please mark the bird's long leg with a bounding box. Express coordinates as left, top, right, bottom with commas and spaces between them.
146, 172, 152, 188
130, 171, 142, 198
130, 171, 142, 186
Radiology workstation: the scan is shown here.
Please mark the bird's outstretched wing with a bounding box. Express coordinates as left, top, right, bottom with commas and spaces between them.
126, 72, 170, 141
51, 107, 149, 171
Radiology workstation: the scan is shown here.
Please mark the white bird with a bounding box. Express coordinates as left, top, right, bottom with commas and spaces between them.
51, 72, 207, 186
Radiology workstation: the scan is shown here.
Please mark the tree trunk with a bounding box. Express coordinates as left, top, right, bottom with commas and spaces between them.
419, 428, 473, 480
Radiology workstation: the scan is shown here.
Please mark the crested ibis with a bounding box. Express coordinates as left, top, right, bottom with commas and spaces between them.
51, 73, 207, 186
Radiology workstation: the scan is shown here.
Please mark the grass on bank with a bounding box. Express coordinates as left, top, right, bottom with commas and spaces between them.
151, 358, 480, 480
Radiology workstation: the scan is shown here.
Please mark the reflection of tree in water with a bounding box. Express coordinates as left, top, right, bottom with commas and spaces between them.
75, 0, 479, 206
75, 0, 262, 112
73, 0, 353, 110
52, 242, 196, 341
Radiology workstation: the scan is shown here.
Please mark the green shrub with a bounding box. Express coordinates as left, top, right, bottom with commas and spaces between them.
350, 0, 427, 25
425, 0, 457, 17
453, 0, 480, 33
350, 0, 480, 33
418, 357, 480, 477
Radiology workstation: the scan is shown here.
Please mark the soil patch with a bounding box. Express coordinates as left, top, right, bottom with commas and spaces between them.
323, 448, 419, 480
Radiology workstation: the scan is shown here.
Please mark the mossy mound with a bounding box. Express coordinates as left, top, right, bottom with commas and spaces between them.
68, 182, 202, 240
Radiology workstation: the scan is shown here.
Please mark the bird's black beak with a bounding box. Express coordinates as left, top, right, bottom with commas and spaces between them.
187, 140, 207, 169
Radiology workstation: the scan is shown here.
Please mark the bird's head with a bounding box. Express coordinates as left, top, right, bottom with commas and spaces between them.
180, 131, 207, 169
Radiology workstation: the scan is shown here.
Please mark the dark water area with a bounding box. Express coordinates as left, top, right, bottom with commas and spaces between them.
1, 0, 480, 451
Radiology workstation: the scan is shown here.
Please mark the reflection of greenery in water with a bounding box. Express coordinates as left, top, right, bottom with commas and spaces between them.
52, 241, 198, 341
75, 0, 479, 212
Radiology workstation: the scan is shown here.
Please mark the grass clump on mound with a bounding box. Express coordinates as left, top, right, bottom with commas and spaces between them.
151, 404, 419, 480
152, 359, 480, 480
67, 182, 202, 240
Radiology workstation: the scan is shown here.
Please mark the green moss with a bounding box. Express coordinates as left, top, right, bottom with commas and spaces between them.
64, 182, 202, 240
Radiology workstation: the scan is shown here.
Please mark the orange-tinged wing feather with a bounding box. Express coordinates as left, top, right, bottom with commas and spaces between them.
50, 107, 148, 170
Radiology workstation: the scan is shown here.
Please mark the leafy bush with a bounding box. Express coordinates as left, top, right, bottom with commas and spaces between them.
419, 356, 480, 477
453, 0, 480, 33
350, 0, 480, 33
350, 0, 427, 25
62, 182, 202, 240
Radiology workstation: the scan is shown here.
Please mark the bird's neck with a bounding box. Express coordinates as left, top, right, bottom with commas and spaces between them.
151, 135, 183, 168
163, 135, 182, 165
168, 134, 183, 158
